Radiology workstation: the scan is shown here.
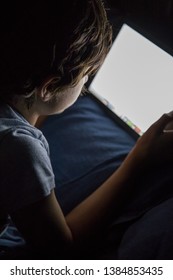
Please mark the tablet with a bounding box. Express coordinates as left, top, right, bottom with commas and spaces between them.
89, 23, 173, 139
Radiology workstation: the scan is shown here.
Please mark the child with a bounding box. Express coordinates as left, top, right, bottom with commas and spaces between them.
0, 0, 173, 259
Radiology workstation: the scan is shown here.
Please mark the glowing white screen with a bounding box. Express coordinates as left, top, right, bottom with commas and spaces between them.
89, 24, 173, 134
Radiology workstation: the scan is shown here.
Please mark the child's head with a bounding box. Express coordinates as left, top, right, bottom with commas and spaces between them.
0, 0, 112, 108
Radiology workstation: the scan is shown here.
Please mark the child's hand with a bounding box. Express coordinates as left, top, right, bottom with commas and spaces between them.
125, 112, 173, 171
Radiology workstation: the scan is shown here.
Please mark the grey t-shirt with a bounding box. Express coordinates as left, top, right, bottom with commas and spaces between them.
0, 101, 55, 229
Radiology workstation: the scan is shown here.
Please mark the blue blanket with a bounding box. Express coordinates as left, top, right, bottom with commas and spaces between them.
1, 94, 173, 259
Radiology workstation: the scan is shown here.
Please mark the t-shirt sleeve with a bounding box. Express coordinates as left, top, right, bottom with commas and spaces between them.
0, 128, 56, 213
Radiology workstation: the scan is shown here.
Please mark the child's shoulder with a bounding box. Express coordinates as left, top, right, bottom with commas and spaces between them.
0, 101, 47, 145
0, 103, 49, 159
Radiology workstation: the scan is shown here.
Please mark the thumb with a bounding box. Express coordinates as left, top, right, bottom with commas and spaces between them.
149, 112, 173, 134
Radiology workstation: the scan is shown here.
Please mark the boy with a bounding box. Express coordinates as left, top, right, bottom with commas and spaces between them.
0, 0, 173, 259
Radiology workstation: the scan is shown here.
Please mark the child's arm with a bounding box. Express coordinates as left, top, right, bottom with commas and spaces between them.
11, 113, 173, 257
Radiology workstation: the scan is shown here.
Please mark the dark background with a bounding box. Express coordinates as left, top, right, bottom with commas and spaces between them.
105, 0, 173, 49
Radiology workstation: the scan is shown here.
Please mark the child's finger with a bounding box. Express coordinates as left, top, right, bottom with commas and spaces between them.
148, 112, 173, 134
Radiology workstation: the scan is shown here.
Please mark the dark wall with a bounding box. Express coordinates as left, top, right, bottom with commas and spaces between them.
105, 0, 173, 49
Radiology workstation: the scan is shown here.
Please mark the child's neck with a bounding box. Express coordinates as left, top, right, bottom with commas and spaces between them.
9, 99, 39, 126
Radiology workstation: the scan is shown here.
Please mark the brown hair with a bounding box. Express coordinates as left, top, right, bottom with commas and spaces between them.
0, 0, 112, 107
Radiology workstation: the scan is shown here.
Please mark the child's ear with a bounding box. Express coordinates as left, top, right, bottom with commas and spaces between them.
39, 77, 57, 101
